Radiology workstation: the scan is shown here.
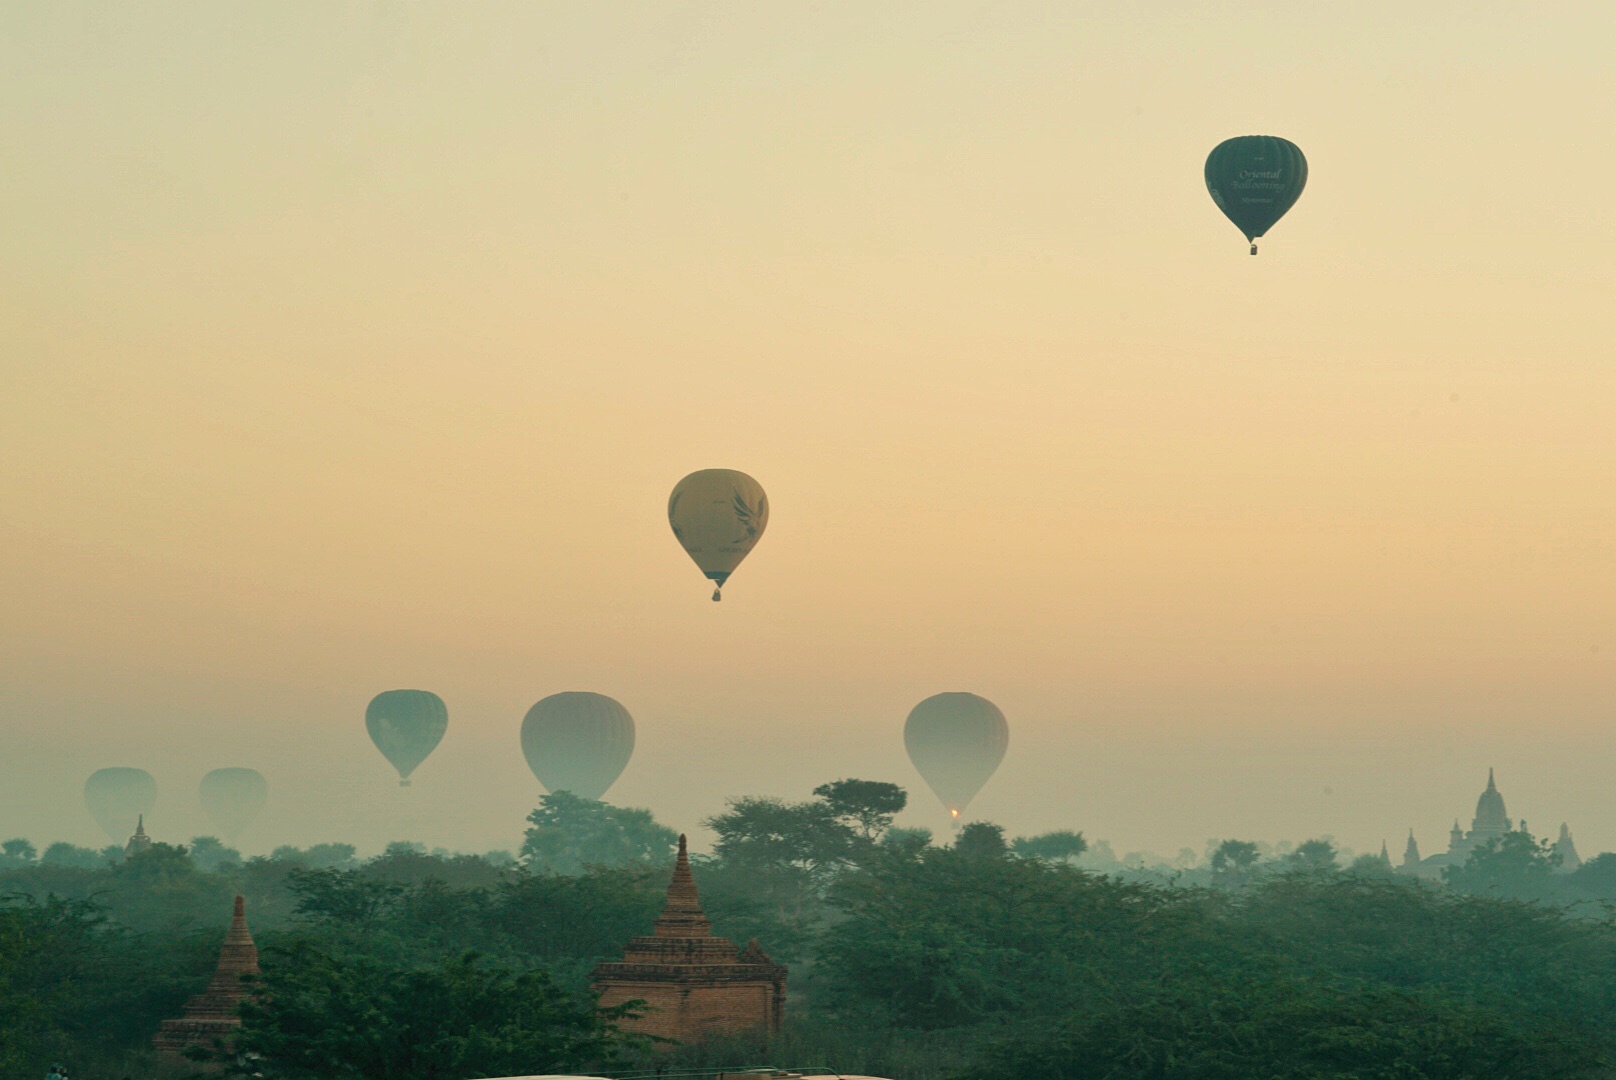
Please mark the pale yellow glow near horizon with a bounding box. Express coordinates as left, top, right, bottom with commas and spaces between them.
1, 3, 1612, 859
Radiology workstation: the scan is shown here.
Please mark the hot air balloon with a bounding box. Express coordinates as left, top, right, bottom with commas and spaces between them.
521, 692, 636, 801
1204, 135, 1307, 254
199, 768, 268, 842
365, 690, 447, 786
84, 767, 157, 844
668, 469, 769, 601
904, 692, 1008, 826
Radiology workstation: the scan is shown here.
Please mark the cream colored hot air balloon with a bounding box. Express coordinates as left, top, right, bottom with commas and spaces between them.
667, 469, 769, 601
904, 693, 1008, 827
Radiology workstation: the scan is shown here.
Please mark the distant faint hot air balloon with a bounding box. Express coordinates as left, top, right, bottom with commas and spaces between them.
521, 692, 636, 801
366, 690, 448, 786
84, 767, 157, 844
1204, 135, 1308, 254
199, 768, 268, 842
668, 469, 769, 601
904, 693, 1008, 826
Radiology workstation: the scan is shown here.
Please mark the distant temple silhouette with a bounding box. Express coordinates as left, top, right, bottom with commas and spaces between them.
124, 814, 153, 857
592, 834, 786, 1046
153, 895, 260, 1065
1397, 770, 1579, 879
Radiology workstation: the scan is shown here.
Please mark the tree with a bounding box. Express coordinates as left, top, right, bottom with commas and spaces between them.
270, 843, 359, 870
105, 842, 236, 932
288, 868, 406, 925
811, 779, 908, 841
188, 836, 244, 873
1568, 852, 1616, 900
39, 842, 107, 869
522, 792, 677, 875
492, 865, 665, 979
1210, 839, 1261, 888
217, 943, 642, 1080
1, 838, 38, 867
954, 822, 1009, 859
0, 895, 189, 1076
1443, 831, 1562, 901
880, 827, 934, 860
1287, 838, 1339, 871
705, 795, 855, 884
822, 845, 1191, 1028
961, 976, 1608, 1080
1011, 830, 1088, 865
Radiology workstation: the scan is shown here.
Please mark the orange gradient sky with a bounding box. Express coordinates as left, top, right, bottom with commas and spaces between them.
2, 3, 1613, 859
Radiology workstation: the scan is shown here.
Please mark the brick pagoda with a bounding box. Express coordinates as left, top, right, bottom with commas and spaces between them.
592, 834, 786, 1045
153, 895, 260, 1065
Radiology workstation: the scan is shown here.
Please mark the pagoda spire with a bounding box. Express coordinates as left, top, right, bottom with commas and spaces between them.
125, 814, 154, 856
591, 835, 786, 1045
652, 834, 712, 938
153, 895, 261, 1060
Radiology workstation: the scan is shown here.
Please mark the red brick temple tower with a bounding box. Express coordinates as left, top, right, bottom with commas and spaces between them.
153, 895, 261, 1064
592, 834, 786, 1046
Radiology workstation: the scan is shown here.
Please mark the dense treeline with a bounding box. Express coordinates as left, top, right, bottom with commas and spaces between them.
7, 782, 1616, 1079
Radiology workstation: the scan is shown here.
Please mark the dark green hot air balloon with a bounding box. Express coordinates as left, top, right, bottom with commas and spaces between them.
366, 690, 448, 786
1204, 135, 1307, 254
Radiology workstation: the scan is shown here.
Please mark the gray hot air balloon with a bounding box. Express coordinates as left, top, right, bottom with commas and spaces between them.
366, 690, 448, 786
668, 469, 769, 601
199, 768, 268, 842
84, 767, 157, 844
520, 692, 635, 801
903, 692, 1009, 826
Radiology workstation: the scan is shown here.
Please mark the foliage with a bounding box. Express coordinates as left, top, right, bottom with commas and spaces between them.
269, 843, 360, 870
1, 838, 38, 868
811, 778, 908, 841
953, 822, 1009, 859
0, 895, 198, 1076
38, 842, 110, 869
1443, 830, 1564, 901
962, 977, 1608, 1080
214, 942, 643, 1080
9, 783, 1616, 1079
1210, 838, 1262, 887
1287, 837, 1340, 871
188, 836, 244, 873
1011, 830, 1088, 864
521, 791, 677, 874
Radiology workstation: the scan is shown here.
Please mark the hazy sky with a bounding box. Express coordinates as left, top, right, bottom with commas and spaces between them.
3, 3, 1612, 860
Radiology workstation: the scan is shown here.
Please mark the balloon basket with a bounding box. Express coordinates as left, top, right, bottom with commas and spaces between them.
399, 780, 411, 788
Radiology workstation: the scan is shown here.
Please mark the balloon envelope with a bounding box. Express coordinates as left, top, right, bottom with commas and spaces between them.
365, 690, 448, 786
1204, 135, 1307, 249
904, 693, 1009, 820
521, 692, 636, 801
668, 469, 769, 599
199, 768, 268, 841
84, 767, 157, 844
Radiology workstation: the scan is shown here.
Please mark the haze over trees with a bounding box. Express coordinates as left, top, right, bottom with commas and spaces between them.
9, 779, 1616, 1078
